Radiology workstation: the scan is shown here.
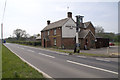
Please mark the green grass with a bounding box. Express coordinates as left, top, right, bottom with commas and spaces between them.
2, 45, 45, 78
114, 42, 120, 46
77, 52, 109, 57
48, 48, 115, 57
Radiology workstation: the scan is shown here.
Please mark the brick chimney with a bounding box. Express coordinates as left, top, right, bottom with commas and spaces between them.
67, 12, 72, 18
47, 20, 50, 25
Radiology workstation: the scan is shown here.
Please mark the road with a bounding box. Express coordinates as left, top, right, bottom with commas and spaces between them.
4, 43, 118, 79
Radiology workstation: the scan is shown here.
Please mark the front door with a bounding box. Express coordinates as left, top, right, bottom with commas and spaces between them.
44, 39, 45, 48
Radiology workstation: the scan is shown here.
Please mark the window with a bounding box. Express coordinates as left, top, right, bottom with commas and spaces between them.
54, 29, 56, 35
54, 38, 56, 46
48, 30, 49, 35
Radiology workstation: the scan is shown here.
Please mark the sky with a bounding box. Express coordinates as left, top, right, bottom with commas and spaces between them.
0, 0, 119, 39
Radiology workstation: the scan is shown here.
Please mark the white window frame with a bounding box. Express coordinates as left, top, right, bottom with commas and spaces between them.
48, 30, 49, 35
54, 29, 56, 35
54, 38, 56, 46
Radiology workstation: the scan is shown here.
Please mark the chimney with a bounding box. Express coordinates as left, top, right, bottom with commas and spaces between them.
47, 20, 50, 25
67, 12, 72, 18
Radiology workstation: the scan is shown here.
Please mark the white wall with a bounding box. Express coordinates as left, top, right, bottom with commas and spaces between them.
62, 18, 77, 38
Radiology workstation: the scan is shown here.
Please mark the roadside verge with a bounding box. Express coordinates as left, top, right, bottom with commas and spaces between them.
3, 44, 52, 79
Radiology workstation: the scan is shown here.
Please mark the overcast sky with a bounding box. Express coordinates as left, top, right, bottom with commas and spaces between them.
0, 0, 119, 38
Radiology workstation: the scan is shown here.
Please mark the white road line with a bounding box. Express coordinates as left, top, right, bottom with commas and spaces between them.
96, 58, 110, 62
67, 60, 118, 75
38, 53, 55, 58
27, 49, 35, 52
21, 48, 24, 49
77, 56, 86, 58
15, 44, 69, 56
4, 44, 53, 79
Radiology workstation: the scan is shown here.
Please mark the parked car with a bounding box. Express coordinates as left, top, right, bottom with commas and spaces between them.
109, 42, 114, 46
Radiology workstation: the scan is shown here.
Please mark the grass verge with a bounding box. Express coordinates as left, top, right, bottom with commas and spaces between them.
2, 45, 45, 78
48, 48, 118, 58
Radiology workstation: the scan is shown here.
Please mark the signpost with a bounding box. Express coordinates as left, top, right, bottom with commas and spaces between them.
74, 15, 84, 53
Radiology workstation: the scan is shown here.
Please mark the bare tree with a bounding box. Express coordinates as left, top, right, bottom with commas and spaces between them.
13, 29, 27, 40
95, 26, 104, 33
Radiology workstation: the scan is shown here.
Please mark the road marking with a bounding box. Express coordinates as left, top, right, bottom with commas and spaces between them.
19, 45, 69, 55
4, 44, 53, 79
77, 56, 86, 58
27, 49, 35, 52
67, 60, 118, 75
38, 53, 55, 58
21, 48, 24, 49
96, 58, 110, 62
15, 44, 69, 56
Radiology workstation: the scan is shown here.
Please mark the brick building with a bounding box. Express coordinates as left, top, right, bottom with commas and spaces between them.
41, 12, 96, 49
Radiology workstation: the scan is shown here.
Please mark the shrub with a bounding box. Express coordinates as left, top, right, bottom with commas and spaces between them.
8, 41, 41, 46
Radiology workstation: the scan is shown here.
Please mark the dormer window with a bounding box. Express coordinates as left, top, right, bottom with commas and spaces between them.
54, 38, 56, 46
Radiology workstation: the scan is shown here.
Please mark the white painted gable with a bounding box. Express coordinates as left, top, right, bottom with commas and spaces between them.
62, 18, 77, 38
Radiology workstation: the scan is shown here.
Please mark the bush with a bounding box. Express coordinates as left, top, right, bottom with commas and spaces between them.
8, 41, 41, 46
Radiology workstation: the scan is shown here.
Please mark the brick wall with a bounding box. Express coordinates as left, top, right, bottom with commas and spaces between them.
79, 32, 96, 49
86, 23, 95, 35
41, 27, 62, 48
62, 38, 75, 49
41, 31, 44, 47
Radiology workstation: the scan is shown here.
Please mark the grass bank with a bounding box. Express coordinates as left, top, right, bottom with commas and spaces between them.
2, 45, 45, 78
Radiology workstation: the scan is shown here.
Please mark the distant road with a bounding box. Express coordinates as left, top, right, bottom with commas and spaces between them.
4, 43, 118, 79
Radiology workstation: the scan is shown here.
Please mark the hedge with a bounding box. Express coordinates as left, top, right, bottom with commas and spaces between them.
9, 41, 41, 46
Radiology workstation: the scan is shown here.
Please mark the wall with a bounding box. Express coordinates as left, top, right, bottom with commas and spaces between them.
95, 38, 109, 48
62, 38, 75, 49
62, 18, 76, 38
41, 27, 62, 48
79, 31, 96, 49
86, 23, 95, 35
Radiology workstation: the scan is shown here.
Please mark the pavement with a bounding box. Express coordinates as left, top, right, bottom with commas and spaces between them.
62, 46, 119, 55
4, 43, 119, 79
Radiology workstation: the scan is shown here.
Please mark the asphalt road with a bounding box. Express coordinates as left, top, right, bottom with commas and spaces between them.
4, 43, 118, 79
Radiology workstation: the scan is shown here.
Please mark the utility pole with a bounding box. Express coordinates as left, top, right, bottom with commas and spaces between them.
1, 0, 7, 44
74, 15, 84, 53
1, 23, 3, 43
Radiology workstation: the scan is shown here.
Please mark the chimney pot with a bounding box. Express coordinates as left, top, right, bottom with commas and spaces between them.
67, 12, 72, 18
47, 20, 50, 25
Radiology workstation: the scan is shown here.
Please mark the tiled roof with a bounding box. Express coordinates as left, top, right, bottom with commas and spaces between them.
84, 21, 91, 28
36, 36, 41, 40
79, 29, 96, 38
41, 18, 69, 31
79, 30, 90, 38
